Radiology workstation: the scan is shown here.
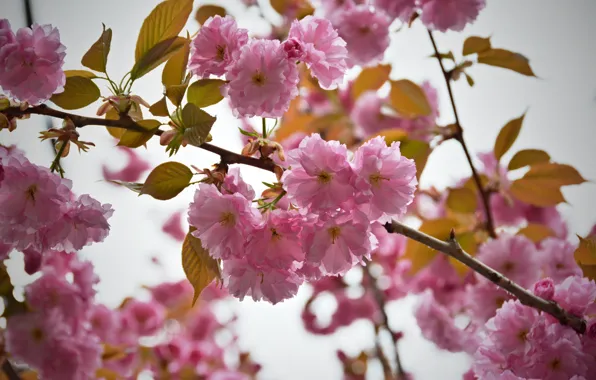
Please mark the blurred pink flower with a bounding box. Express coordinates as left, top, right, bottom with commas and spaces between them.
419, 0, 486, 32
162, 210, 186, 242
102, 147, 150, 183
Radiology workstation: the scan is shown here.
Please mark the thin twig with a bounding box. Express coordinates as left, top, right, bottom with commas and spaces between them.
384, 221, 587, 334
4, 105, 277, 173
2, 359, 21, 380
427, 30, 496, 238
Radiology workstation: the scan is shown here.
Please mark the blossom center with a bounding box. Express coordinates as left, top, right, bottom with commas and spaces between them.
25, 184, 38, 202
502, 261, 515, 272
358, 26, 371, 35
271, 227, 282, 241
31, 327, 44, 342
317, 171, 333, 184
216, 45, 226, 61
328, 226, 341, 243
495, 297, 505, 308
219, 212, 236, 227
252, 72, 266, 87
549, 358, 561, 370
369, 173, 389, 188
517, 329, 528, 342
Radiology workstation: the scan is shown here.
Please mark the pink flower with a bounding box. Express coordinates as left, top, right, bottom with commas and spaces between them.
373, 0, 417, 21
553, 276, 596, 317
89, 304, 120, 343
153, 337, 190, 374
26, 271, 86, 319
282, 134, 356, 212
485, 300, 539, 355
0, 241, 12, 261
489, 193, 528, 227
350, 91, 402, 137
533, 278, 555, 300
223, 39, 299, 118
287, 16, 348, 89
539, 238, 583, 283
162, 210, 186, 241
246, 210, 305, 270
188, 183, 262, 259
0, 20, 66, 104
221, 167, 255, 201
189, 16, 249, 77
466, 282, 513, 322
526, 206, 568, 239
352, 136, 417, 222
303, 211, 375, 275
336, 6, 391, 66
149, 280, 193, 308
419, 0, 486, 32
476, 235, 540, 288
121, 299, 166, 337
102, 146, 150, 183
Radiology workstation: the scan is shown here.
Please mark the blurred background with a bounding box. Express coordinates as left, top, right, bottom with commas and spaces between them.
1, 0, 595, 378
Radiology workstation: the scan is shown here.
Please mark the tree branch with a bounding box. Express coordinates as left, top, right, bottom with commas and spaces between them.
427, 30, 497, 238
3, 105, 277, 173
384, 220, 587, 334
2, 359, 21, 380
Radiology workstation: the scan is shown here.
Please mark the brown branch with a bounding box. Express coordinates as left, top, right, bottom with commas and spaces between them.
385, 220, 587, 334
427, 30, 497, 238
3, 105, 276, 173
2, 359, 21, 380
362, 261, 406, 379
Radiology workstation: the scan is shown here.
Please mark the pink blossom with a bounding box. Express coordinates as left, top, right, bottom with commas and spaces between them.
89, 304, 120, 343
466, 282, 513, 322
153, 337, 190, 374
246, 210, 305, 269
221, 167, 256, 201
476, 235, 540, 288
0, 241, 12, 261
409, 255, 463, 306
102, 146, 150, 183
22, 247, 42, 274
553, 276, 596, 317
189, 16, 249, 77
539, 238, 583, 283
489, 193, 528, 227
223, 39, 299, 118
121, 299, 166, 337
209, 370, 250, 380
282, 133, 356, 212
526, 206, 568, 239
373, 0, 417, 21
26, 271, 86, 319
352, 136, 418, 222
0, 20, 66, 104
303, 211, 375, 275
485, 300, 539, 355
188, 183, 262, 259
336, 6, 391, 66
533, 278, 555, 300
419, 0, 486, 32
162, 210, 186, 241
350, 91, 402, 136
149, 280, 193, 308
287, 16, 348, 89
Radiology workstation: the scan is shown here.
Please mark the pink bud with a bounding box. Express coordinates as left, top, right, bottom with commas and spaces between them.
160, 130, 177, 146
533, 278, 555, 300
282, 38, 305, 60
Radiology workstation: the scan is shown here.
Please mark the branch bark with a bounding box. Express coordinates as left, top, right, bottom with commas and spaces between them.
2, 359, 21, 380
384, 220, 587, 334
4, 104, 276, 173
427, 30, 497, 238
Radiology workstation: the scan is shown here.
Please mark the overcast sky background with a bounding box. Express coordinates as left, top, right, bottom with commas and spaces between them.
1, 1, 596, 379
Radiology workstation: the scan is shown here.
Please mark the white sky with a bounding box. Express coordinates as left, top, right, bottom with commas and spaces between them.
1, 1, 595, 379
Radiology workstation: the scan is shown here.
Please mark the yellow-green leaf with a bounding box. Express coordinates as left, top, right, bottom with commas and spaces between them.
81, 24, 112, 73
508, 149, 550, 170
105, 108, 125, 139
575, 235, 596, 265
96, 368, 120, 380
270, 0, 314, 19
187, 79, 225, 108
131, 36, 187, 80
523, 162, 586, 187
446, 187, 478, 214
107, 180, 144, 193
494, 114, 525, 161
351, 64, 391, 100
64, 69, 97, 78
149, 96, 169, 117
165, 73, 192, 106
389, 79, 431, 119
182, 229, 221, 305
181, 103, 216, 146
477, 48, 536, 77
162, 38, 190, 87
50, 76, 101, 110
141, 161, 193, 200
135, 0, 193, 62
403, 218, 458, 274
195, 5, 226, 25
517, 223, 554, 243
462, 36, 491, 56
509, 178, 566, 207
449, 231, 478, 276
117, 119, 160, 148
399, 139, 430, 180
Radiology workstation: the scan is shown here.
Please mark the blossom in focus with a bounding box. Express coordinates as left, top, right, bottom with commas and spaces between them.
419, 0, 486, 32
223, 39, 299, 117
287, 16, 348, 89
552, 275, 596, 317
221, 167, 255, 201
0, 20, 66, 104
189, 16, 249, 77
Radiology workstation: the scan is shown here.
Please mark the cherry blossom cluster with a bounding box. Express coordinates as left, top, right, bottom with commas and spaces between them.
0, 19, 66, 105
189, 15, 348, 117
187, 134, 417, 304
0, 145, 113, 273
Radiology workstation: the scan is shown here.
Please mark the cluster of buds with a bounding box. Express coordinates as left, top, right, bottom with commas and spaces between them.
38, 118, 95, 157
96, 94, 150, 121
0, 96, 29, 132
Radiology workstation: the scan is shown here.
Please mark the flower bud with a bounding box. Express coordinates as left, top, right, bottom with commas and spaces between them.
160, 130, 177, 146
533, 278, 555, 300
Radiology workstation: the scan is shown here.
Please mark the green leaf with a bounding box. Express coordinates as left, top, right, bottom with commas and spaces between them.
509, 178, 566, 207
446, 187, 478, 214
141, 161, 193, 200
186, 79, 225, 108
389, 79, 432, 119
517, 223, 554, 243
194, 5, 226, 25
165, 73, 192, 106
477, 48, 536, 77
351, 64, 391, 100
508, 149, 550, 170
494, 114, 525, 161
270, 0, 314, 19
182, 228, 221, 305
403, 218, 458, 274
523, 163, 586, 186
117, 119, 160, 148
81, 24, 112, 73
50, 76, 101, 110
181, 103, 216, 146
162, 37, 190, 87
131, 36, 187, 80
149, 96, 169, 117
64, 69, 97, 78
462, 36, 491, 56
135, 0, 193, 62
